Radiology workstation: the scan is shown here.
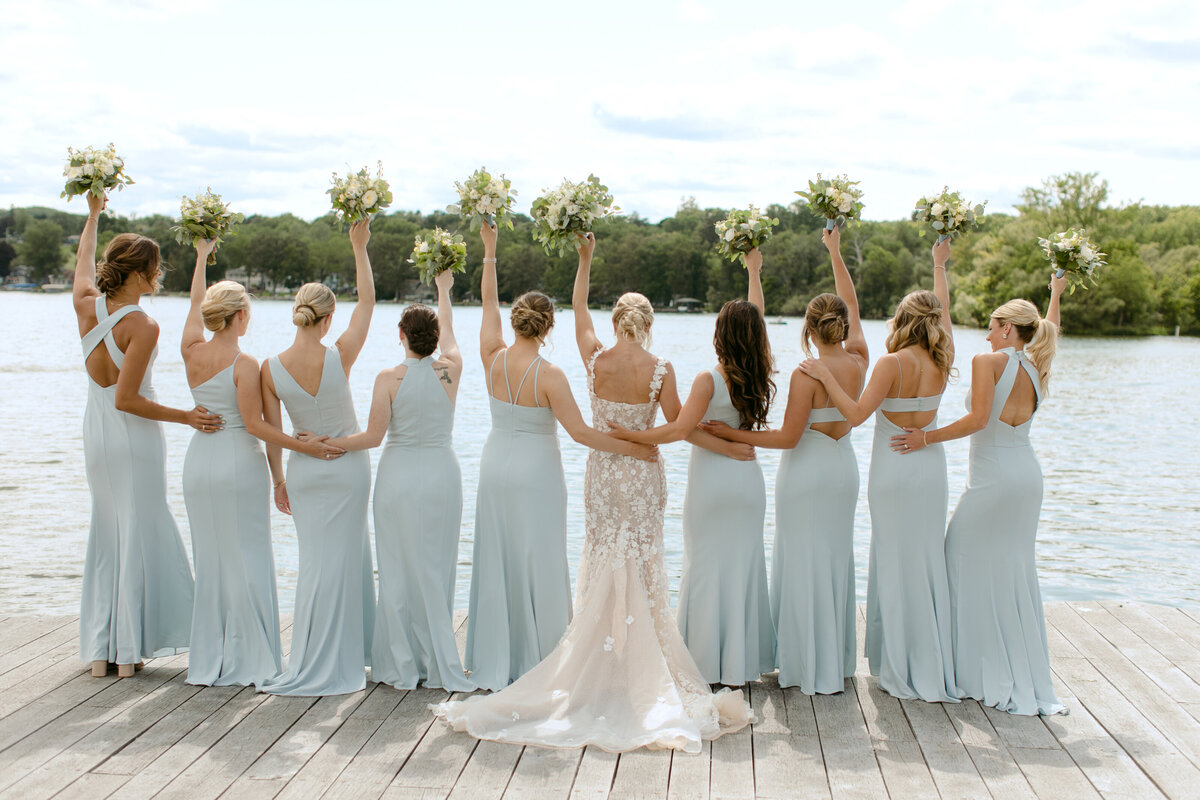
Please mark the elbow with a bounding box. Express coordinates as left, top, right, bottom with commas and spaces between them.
114, 393, 136, 413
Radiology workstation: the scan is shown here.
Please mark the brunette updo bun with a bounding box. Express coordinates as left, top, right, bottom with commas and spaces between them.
400, 303, 439, 357
802, 293, 849, 355
510, 292, 555, 341
96, 233, 160, 297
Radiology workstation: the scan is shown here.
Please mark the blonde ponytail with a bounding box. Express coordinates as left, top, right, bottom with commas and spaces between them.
992, 298, 1057, 394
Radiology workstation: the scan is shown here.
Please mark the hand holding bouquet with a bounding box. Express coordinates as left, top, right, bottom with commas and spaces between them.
328, 162, 392, 224
172, 189, 244, 265
714, 206, 780, 265
409, 228, 467, 285
448, 167, 517, 231
913, 187, 985, 243
61, 143, 134, 201
1038, 229, 1105, 293
795, 174, 864, 230
530, 174, 620, 256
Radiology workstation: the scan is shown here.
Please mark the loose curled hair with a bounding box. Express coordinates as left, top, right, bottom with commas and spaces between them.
96, 233, 161, 297
292, 282, 336, 327
400, 303, 439, 358
992, 298, 1058, 394
511, 291, 555, 342
612, 292, 654, 346
885, 290, 954, 379
802, 293, 848, 356
201, 281, 251, 332
713, 299, 775, 430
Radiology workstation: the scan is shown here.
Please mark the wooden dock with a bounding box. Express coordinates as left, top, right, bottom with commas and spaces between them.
1, 601, 1198, 799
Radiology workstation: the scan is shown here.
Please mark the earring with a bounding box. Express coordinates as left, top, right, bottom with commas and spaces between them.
1002, 333, 1008, 339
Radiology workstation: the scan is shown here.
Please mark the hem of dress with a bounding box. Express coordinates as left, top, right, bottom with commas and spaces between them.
959, 690, 1069, 716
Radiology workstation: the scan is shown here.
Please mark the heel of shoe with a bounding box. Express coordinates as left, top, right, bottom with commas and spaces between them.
117, 663, 135, 678
90, 660, 108, 678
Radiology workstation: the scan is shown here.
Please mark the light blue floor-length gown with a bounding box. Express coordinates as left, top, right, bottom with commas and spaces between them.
182, 354, 283, 686
772, 405, 858, 693
79, 296, 193, 664
946, 349, 1066, 715
261, 347, 374, 696
464, 351, 571, 691
371, 356, 473, 691
677, 368, 774, 685
866, 378, 958, 703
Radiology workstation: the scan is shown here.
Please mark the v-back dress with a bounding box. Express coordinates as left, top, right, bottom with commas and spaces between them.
79, 295, 193, 665
436, 349, 753, 752
945, 348, 1065, 715
182, 353, 283, 686
464, 351, 571, 691
260, 347, 374, 696
866, 357, 958, 702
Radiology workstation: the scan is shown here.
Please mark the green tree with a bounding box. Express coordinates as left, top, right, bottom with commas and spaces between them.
19, 219, 66, 282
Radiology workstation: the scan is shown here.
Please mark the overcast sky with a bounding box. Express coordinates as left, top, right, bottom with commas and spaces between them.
2, 0, 1197, 224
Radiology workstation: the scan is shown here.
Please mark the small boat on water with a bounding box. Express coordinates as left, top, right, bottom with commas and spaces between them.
770, 317, 787, 325
41, 284, 70, 293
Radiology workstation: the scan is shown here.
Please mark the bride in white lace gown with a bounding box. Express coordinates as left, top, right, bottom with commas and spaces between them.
434, 235, 753, 753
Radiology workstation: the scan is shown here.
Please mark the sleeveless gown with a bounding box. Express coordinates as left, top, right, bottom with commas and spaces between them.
677, 368, 774, 685
866, 360, 958, 703
79, 296, 193, 664
436, 349, 753, 752
464, 352, 571, 691
182, 354, 283, 686
260, 347, 374, 696
371, 356, 474, 691
946, 348, 1066, 715
773, 404, 858, 693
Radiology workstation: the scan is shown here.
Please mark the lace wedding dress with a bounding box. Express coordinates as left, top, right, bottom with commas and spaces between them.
434, 349, 753, 753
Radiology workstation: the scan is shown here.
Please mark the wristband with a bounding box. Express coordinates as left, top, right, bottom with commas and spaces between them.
482, 257, 497, 263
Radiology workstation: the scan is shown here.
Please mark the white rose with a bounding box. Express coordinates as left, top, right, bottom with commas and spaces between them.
838, 198, 853, 214
724, 228, 736, 241
361, 189, 378, 208
419, 241, 430, 253
82, 162, 95, 177
825, 186, 837, 197
930, 202, 946, 217
1078, 245, 1093, 261
66, 166, 82, 180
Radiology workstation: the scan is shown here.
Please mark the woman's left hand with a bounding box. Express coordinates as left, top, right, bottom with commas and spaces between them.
349, 218, 371, 249
274, 482, 292, 514
607, 422, 632, 441
195, 238, 217, 261
698, 419, 735, 439
797, 358, 832, 384
744, 247, 762, 273
890, 427, 927, 454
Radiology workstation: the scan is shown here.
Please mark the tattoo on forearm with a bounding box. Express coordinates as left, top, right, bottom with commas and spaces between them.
437, 368, 452, 385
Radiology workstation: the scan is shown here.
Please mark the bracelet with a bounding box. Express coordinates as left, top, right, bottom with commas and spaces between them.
482, 257, 497, 263
922, 430, 929, 447
934, 264, 947, 270
273, 479, 286, 488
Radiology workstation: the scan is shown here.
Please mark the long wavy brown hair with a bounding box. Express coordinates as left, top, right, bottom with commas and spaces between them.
885, 290, 954, 379
713, 299, 775, 430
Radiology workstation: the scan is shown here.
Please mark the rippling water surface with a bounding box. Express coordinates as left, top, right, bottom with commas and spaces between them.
1, 292, 1197, 614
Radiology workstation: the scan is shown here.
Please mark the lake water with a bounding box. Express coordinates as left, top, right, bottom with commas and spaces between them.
1, 292, 1197, 615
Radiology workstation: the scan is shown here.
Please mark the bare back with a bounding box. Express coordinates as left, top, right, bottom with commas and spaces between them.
487, 346, 546, 407
79, 296, 150, 389
591, 347, 663, 405
808, 349, 865, 440
880, 346, 948, 429
183, 339, 241, 390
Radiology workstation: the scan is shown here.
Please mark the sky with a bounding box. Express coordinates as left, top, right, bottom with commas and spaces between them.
1, 0, 1197, 224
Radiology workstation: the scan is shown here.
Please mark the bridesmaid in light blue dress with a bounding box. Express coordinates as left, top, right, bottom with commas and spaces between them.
179, 239, 344, 687
891, 275, 1068, 715
703, 227, 866, 694
260, 220, 376, 696
613, 248, 774, 686
325, 269, 473, 691
465, 224, 659, 691
802, 238, 958, 703
71, 191, 216, 678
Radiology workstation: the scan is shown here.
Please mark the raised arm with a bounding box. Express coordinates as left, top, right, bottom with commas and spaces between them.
658, 366, 755, 460
745, 248, 765, 314
932, 238, 954, 358
799, 354, 897, 427
478, 222, 505, 363
824, 227, 867, 363
181, 239, 217, 356
237, 355, 344, 462
701, 368, 814, 449
325, 370, 394, 452
539, 366, 657, 461
72, 192, 104, 316
890, 352, 999, 452
433, 268, 463, 402
572, 232, 602, 362
612, 370, 716, 445
1046, 271, 1067, 327
335, 219, 375, 373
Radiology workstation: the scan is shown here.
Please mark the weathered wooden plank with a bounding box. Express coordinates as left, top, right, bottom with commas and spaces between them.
48, 770, 130, 800
503, 746, 582, 799
781, 688, 818, 738
946, 701, 1038, 800
0, 617, 77, 679
751, 733, 828, 800
322, 688, 439, 800
388, 693, 478, 795
608, 749, 671, 800
749, 676, 787, 735
1102, 602, 1200, 664
708, 721, 753, 800
445, 739, 521, 800
812, 685, 887, 800
872, 739, 939, 799
665, 741, 710, 800
1008, 746, 1102, 800
852, 675, 914, 743
0, 637, 81, 701
0, 616, 69, 654
900, 699, 991, 800
981, 705, 1060, 751
567, 747, 617, 800
1073, 602, 1200, 705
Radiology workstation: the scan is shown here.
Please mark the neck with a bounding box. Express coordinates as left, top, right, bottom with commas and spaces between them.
211, 327, 240, 348
293, 326, 325, 348
403, 346, 427, 361
610, 338, 644, 353
814, 340, 841, 358
509, 336, 541, 354
108, 284, 142, 307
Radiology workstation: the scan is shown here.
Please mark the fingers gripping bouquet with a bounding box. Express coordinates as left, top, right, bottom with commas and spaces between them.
714, 206, 780, 265
172, 189, 244, 265
1038, 229, 1105, 293
328, 162, 392, 224
410, 228, 467, 285
530, 174, 620, 257
61, 143, 134, 200
796, 173, 864, 230
913, 187, 986, 243
447, 167, 517, 231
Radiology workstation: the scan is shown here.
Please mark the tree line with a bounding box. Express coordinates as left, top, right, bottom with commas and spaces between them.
3, 172, 1198, 335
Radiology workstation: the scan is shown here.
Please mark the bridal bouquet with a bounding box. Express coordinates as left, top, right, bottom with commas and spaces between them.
1038, 229, 1105, 293
913, 188, 986, 243
795, 173, 864, 230
328, 162, 392, 224
171, 189, 244, 265
713, 206, 780, 265
409, 227, 467, 285
61, 143, 134, 201
447, 167, 517, 231
530, 174, 620, 256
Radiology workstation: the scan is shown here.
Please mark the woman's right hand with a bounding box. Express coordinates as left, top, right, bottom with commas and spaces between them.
86, 191, 107, 218
1049, 270, 1068, 295
479, 220, 498, 252
627, 442, 659, 462
274, 482, 292, 515
576, 231, 596, 259
187, 406, 223, 433
723, 441, 756, 461
797, 358, 833, 385
822, 226, 840, 253
699, 419, 735, 439
194, 237, 217, 262
348, 218, 371, 250
301, 435, 344, 461
932, 237, 950, 267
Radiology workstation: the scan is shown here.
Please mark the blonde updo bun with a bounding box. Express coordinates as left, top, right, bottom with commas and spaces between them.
292, 282, 336, 327
802, 293, 848, 356
511, 291, 555, 341
96, 233, 161, 297
201, 281, 251, 332
612, 292, 654, 346
885, 290, 954, 378
992, 298, 1058, 394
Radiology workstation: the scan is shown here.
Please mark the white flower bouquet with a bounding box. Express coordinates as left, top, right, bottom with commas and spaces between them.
61, 143, 134, 201
447, 167, 517, 231
171, 188, 245, 265
328, 162, 392, 224
530, 174, 620, 256
913, 187, 986, 243
1038, 229, 1105, 293
713, 205, 780, 265
795, 173, 865, 230
409, 227, 467, 285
